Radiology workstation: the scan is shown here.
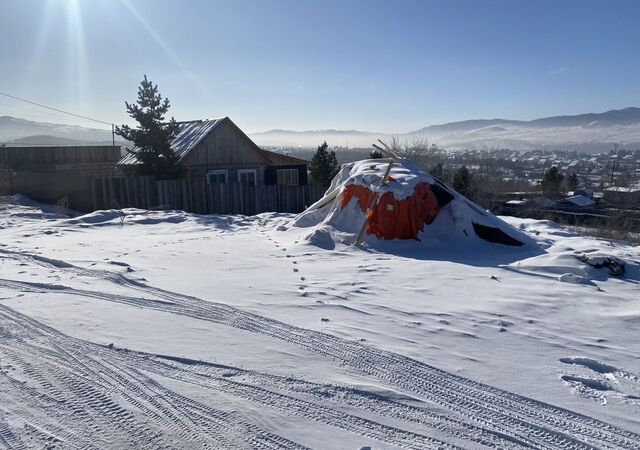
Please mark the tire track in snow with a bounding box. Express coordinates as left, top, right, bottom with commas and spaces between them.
140, 360, 460, 450
2, 277, 637, 449
0, 412, 28, 450
0, 303, 456, 450
122, 350, 533, 449
2, 249, 640, 448
0, 304, 309, 450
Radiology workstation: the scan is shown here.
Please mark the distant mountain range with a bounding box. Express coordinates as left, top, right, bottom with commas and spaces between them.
2, 107, 640, 152
250, 107, 640, 152
0, 116, 123, 146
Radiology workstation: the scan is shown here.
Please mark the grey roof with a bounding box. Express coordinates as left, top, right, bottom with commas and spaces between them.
118, 118, 224, 165
260, 148, 309, 165
561, 195, 595, 207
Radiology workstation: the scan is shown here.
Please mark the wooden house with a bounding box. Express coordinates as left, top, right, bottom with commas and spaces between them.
603, 186, 640, 206
117, 117, 308, 186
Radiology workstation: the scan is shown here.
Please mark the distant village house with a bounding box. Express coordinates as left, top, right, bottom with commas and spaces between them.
603, 186, 640, 206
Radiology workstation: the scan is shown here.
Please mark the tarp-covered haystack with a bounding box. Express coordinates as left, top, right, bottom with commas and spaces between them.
292, 153, 535, 249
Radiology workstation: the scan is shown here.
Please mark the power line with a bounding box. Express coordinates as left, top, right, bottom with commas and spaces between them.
0, 91, 112, 127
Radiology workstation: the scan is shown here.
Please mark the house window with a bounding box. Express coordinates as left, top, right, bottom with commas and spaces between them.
207, 169, 228, 184
238, 169, 257, 186
276, 168, 299, 186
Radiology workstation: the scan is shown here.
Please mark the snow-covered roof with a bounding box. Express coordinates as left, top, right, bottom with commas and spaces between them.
530, 197, 556, 207
573, 187, 593, 197
118, 118, 225, 165
562, 195, 595, 207
605, 185, 640, 193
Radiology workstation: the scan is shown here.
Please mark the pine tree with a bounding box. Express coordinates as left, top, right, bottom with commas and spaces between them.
116, 75, 183, 180
429, 162, 444, 179
452, 165, 475, 198
567, 172, 579, 191
309, 141, 338, 186
541, 166, 563, 197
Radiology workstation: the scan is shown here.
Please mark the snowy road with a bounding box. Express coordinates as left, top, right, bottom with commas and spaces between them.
0, 198, 639, 449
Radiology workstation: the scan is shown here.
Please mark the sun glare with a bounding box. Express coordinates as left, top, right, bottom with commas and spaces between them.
65, 0, 89, 107
120, 0, 210, 98
26, 0, 210, 113
25, 0, 88, 111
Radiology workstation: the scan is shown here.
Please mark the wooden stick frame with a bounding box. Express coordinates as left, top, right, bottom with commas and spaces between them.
354, 141, 404, 246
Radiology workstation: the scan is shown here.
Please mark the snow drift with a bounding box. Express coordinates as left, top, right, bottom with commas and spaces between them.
292, 159, 536, 248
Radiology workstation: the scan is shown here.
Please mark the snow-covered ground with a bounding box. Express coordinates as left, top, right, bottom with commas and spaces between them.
0, 194, 639, 449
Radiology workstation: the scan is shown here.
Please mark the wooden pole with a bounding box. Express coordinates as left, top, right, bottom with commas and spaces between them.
376, 139, 403, 161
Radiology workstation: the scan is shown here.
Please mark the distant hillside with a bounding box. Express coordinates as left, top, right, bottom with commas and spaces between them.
407, 107, 640, 135
0, 116, 119, 145
7, 135, 88, 146
251, 107, 640, 152
259, 128, 374, 136
250, 129, 382, 148
3, 108, 640, 152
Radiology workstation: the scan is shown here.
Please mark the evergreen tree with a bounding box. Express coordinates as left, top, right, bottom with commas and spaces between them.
429, 162, 444, 179
309, 141, 338, 186
452, 165, 475, 198
541, 166, 564, 197
369, 149, 384, 159
567, 172, 579, 191
116, 75, 183, 180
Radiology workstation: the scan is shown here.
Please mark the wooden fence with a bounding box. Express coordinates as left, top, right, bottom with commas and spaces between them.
91, 176, 326, 215
92, 176, 158, 210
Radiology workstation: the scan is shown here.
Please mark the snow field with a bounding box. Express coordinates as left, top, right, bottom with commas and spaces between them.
0, 196, 639, 448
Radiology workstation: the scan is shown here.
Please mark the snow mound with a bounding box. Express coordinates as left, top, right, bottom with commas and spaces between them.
64, 209, 191, 227
292, 159, 536, 249
0, 194, 75, 220
559, 273, 596, 286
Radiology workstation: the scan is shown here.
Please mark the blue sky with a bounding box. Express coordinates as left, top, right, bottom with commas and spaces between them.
1, 0, 639, 133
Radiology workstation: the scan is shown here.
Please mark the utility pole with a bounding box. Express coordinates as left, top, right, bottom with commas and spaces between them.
112, 124, 115, 146
610, 161, 616, 186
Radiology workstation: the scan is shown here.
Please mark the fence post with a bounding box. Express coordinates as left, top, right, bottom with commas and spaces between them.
91, 178, 99, 210
181, 179, 189, 211
124, 177, 131, 208
132, 177, 139, 207
156, 180, 163, 207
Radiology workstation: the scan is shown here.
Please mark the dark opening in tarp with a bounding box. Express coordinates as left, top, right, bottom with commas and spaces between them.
472, 222, 524, 246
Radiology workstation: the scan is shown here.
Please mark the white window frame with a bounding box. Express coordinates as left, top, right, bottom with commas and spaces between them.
207, 169, 228, 184
238, 169, 257, 185
276, 168, 299, 186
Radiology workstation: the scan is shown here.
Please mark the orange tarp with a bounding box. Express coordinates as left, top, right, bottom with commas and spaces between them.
341, 182, 440, 240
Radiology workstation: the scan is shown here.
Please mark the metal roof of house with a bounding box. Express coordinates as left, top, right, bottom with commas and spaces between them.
118, 118, 225, 165
561, 195, 596, 207
260, 148, 309, 165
